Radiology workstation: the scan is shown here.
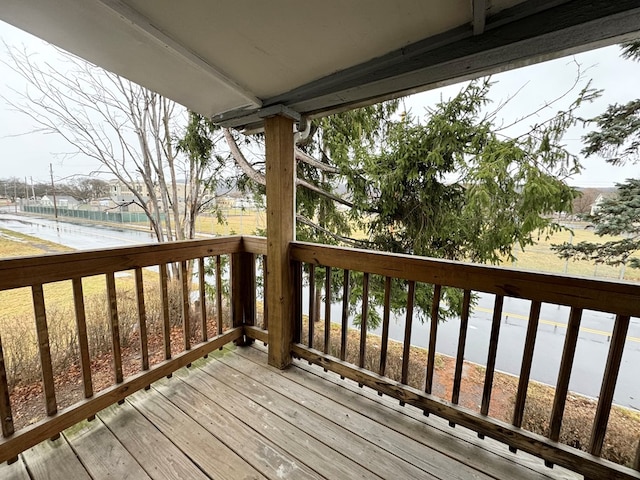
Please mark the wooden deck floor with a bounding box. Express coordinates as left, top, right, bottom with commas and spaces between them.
0, 345, 580, 480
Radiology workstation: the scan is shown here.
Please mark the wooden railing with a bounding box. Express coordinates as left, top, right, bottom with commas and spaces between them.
289, 241, 640, 480
0, 236, 265, 463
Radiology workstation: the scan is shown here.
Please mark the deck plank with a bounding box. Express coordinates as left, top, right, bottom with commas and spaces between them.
219, 348, 492, 480
151, 373, 322, 480
0, 458, 30, 480
177, 360, 379, 480
127, 387, 266, 480
22, 435, 90, 480
235, 345, 579, 480
64, 417, 151, 480
98, 402, 208, 480
201, 354, 437, 480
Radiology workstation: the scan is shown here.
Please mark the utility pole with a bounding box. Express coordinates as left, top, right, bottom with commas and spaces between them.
50, 163, 58, 219
30, 176, 36, 201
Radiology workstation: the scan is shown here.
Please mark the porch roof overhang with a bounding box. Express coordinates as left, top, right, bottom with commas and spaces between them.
1, 1, 640, 132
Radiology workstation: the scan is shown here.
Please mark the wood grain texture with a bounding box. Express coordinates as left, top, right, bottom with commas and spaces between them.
0, 336, 14, 437
262, 254, 268, 331
291, 343, 640, 480
159, 264, 172, 360
256, 345, 577, 480
180, 260, 191, 351
198, 257, 207, 342
99, 401, 208, 480
308, 263, 315, 348
32, 284, 57, 416
589, 315, 631, 457
379, 276, 392, 377
0, 457, 30, 480
65, 416, 151, 479
153, 374, 321, 480
0, 328, 241, 463
324, 266, 331, 355
244, 326, 268, 344
425, 284, 441, 395
290, 242, 640, 316
22, 435, 90, 480
401, 281, 415, 387
0, 237, 244, 291
358, 272, 369, 369
72, 278, 93, 399
513, 301, 541, 429
549, 307, 583, 444
106, 272, 123, 384
221, 350, 496, 480
181, 360, 373, 479
216, 255, 223, 335
211, 356, 433, 479
265, 115, 295, 369
134, 268, 149, 371
128, 387, 266, 479
481, 295, 504, 417
451, 290, 471, 407
292, 261, 302, 344
340, 269, 350, 362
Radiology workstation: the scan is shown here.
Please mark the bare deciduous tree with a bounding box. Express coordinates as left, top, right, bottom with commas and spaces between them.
1, 44, 222, 244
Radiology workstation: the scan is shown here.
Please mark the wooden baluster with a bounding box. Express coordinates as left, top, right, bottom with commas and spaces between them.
509, 300, 541, 451
425, 285, 442, 403
106, 273, 123, 390
340, 269, 350, 364
0, 335, 14, 438
478, 294, 504, 438
32, 284, 57, 423
635, 439, 640, 471
180, 261, 191, 353
423, 284, 442, 416
133, 268, 150, 390
358, 272, 370, 372
293, 261, 302, 345
199, 258, 207, 343
262, 255, 268, 332
308, 264, 315, 349
324, 266, 332, 356
450, 289, 471, 427
215, 256, 223, 336
231, 252, 256, 347
589, 314, 630, 459
72, 278, 94, 407
546, 306, 583, 467
159, 264, 172, 364
400, 281, 416, 406
0, 335, 17, 463
379, 276, 392, 382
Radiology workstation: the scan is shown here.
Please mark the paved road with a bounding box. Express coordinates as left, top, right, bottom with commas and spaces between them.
304, 279, 640, 410
2, 212, 639, 410
0, 212, 156, 249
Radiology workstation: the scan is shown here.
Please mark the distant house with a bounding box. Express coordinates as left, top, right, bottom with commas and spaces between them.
40, 195, 79, 209
590, 192, 616, 215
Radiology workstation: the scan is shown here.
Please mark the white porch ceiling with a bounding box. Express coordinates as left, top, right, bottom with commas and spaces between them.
1, 0, 639, 130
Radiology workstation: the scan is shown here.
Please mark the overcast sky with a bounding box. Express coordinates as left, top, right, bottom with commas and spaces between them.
1, 20, 638, 188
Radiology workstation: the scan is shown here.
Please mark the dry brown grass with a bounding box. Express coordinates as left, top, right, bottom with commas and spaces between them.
301, 320, 640, 468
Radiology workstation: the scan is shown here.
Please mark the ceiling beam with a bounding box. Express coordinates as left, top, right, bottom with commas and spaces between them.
216, 0, 640, 129
472, 0, 486, 35
96, 0, 262, 110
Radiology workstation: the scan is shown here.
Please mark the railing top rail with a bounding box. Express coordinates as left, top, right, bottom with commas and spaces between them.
240, 236, 268, 255
290, 241, 640, 317
0, 236, 244, 291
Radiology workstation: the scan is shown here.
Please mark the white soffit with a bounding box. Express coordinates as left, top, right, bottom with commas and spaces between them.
1, 0, 640, 128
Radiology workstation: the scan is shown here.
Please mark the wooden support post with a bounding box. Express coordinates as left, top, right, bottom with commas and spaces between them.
232, 252, 256, 346
266, 115, 295, 369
